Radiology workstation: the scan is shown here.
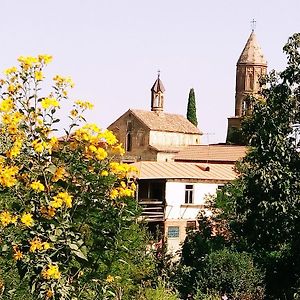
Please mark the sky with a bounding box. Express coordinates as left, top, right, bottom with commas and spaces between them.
1, 0, 300, 144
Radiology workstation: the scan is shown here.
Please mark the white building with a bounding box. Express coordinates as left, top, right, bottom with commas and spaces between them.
132, 156, 242, 254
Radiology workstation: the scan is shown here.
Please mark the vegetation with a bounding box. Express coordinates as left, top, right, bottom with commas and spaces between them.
176, 33, 300, 300
186, 88, 198, 127
0, 55, 156, 299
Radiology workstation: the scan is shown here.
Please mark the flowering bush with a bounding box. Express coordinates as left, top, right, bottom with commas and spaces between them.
0, 55, 152, 299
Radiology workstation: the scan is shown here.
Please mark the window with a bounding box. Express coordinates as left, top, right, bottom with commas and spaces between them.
126, 133, 132, 152
186, 221, 196, 231
185, 184, 194, 204
167, 226, 179, 238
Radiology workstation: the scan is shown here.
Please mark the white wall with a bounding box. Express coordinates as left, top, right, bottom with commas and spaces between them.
165, 181, 219, 220
149, 131, 200, 146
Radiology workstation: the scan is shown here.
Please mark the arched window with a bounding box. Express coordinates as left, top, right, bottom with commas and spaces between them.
126, 132, 132, 152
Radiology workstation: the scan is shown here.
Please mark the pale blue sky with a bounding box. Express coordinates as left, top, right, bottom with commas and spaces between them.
1, 0, 299, 143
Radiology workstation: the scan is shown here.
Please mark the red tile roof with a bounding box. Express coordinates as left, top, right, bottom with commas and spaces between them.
130, 109, 201, 134
174, 145, 247, 163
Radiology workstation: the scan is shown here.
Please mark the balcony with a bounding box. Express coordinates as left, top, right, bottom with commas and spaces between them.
138, 198, 164, 222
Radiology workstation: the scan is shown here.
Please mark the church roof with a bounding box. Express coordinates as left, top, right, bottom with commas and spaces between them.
130, 109, 201, 134
151, 77, 165, 93
174, 145, 247, 163
237, 31, 267, 66
131, 161, 237, 182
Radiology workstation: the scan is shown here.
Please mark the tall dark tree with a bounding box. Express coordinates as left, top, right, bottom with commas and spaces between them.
186, 88, 198, 126
230, 33, 300, 299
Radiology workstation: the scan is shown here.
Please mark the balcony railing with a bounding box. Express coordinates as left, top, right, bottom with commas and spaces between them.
138, 198, 164, 222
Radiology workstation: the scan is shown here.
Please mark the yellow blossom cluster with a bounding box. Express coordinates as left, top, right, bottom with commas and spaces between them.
20, 212, 34, 227
0, 164, 19, 187
41, 97, 60, 109
42, 264, 61, 280
29, 237, 50, 252
40, 206, 56, 219
0, 211, 18, 227
30, 181, 45, 192
38, 54, 53, 65
109, 162, 137, 179
50, 191, 72, 208
7, 136, 23, 158
53, 75, 74, 88
2, 111, 23, 127
0, 98, 14, 112
98, 129, 117, 146
52, 166, 67, 182
74, 100, 94, 110
4, 66, 17, 76
110, 181, 136, 200
31, 137, 58, 154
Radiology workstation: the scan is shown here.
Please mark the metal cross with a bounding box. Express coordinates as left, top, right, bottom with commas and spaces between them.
157, 69, 161, 78
251, 18, 256, 32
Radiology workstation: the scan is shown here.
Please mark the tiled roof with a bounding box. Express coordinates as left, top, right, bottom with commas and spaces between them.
130, 109, 201, 134
237, 31, 267, 66
151, 77, 165, 93
174, 145, 247, 163
131, 161, 237, 182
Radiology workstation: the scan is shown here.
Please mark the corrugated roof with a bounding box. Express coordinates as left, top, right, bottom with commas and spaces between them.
237, 31, 267, 66
174, 145, 247, 163
130, 109, 201, 134
131, 161, 237, 182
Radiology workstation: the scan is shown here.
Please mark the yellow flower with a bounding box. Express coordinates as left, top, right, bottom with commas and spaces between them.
32, 140, 44, 153
38, 54, 53, 64
29, 237, 44, 252
45, 289, 54, 299
0, 211, 11, 227
43, 242, 51, 250
106, 275, 114, 283
99, 130, 117, 145
50, 192, 72, 208
40, 206, 56, 219
30, 181, 45, 192
18, 56, 39, 69
70, 109, 78, 117
101, 170, 108, 177
13, 248, 23, 261
0, 165, 19, 187
41, 97, 60, 109
75, 100, 94, 110
42, 264, 61, 280
34, 70, 43, 81
95, 147, 107, 160
111, 144, 125, 156
20, 212, 34, 227
4, 66, 17, 75
52, 166, 66, 182
53, 75, 74, 88
110, 188, 119, 200
0, 98, 14, 112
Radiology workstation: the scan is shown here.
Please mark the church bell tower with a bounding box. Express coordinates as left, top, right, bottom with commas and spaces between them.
151, 72, 165, 112
226, 28, 267, 144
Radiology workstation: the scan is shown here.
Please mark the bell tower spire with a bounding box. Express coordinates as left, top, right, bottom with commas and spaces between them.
151, 71, 165, 112
227, 26, 267, 144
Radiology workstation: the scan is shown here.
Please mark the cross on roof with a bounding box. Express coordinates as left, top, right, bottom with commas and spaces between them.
251, 18, 256, 32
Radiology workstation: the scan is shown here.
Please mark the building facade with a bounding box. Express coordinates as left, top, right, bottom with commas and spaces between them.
108, 75, 202, 162
226, 30, 267, 144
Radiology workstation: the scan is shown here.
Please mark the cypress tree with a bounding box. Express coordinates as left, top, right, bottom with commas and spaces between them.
186, 88, 198, 127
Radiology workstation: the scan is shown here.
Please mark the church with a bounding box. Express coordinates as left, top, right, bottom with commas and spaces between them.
107, 29, 267, 254
108, 29, 267, 158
